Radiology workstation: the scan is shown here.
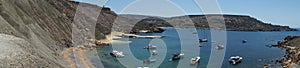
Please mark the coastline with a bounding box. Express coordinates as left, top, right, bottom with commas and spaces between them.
277, 36, 300, 68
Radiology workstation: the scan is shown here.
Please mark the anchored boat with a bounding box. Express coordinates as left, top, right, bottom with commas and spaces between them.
152, 50, 158, 56
229, 56, 243, 65
170, 53, 184, 61
144, 45, 157, 49
216, 45, 225, 50
190, 56, 201, 64
242, 40, 247, 43
110, 50, 125, 58
199, 39, 208, 42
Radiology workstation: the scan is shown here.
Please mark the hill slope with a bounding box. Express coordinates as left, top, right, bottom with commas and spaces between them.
120, 14, 297, 32
0, 0, 117, 67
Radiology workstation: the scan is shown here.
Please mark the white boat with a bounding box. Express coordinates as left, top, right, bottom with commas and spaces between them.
110, 50, 125, 57
190, 56, 201, 64
137, 66, 149, 68
216, 45, 225, 50
199, 39, 208, 42
139, 30, 150, 33
229, 56, 243, 65
170, 53, 184, 61
144, 45, 157, 49
152, 50, 158, 56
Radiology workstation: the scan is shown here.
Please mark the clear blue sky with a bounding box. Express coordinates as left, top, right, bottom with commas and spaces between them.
75, 0, 300, 28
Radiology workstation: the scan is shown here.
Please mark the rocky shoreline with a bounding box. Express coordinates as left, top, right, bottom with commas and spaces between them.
277, 36, 300, 68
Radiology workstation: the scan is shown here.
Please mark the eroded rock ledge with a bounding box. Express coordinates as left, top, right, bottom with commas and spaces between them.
278, 36, 300, 68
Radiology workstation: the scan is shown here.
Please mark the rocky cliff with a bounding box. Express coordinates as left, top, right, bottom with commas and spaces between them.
278, 36, 300, 68
0, 0, 117, 67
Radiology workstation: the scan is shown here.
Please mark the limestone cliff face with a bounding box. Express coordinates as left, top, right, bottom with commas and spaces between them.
0, 0, 117, 67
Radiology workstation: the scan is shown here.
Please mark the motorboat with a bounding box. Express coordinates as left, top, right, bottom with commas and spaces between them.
229, 56, 243, 65
152, 50, 158, 56
190, 56, 201, 64
144, 45, 157, 49
170, 53, 184, 61
216, 45, 225, 50
110, 50, 125, 57
199, 39, 208, 42
242, 40, 247, 43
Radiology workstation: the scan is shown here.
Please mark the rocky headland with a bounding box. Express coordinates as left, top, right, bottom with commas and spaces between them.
277, 36, 300, 68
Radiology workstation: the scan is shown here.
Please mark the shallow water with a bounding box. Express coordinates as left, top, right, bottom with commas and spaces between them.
98, 28, 300, 68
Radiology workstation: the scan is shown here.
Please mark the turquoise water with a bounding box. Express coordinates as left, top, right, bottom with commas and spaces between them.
98, 28, 300, 68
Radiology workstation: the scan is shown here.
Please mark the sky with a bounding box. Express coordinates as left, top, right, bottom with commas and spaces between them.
74, 0, 300, 28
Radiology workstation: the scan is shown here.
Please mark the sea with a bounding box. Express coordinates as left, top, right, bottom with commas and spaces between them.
98, 28, 300, 68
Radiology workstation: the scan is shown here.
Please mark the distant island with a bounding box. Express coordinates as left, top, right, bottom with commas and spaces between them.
120, 14, 297, 33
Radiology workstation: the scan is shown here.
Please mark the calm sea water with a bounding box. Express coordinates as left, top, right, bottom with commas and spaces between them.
98, 28, 300, 68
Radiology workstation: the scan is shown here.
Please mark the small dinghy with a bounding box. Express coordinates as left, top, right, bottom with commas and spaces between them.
110, 50, 125, 58
190, 56, 201, 64
144, 45, 157, 49
170, 53, 184, 61
229, 56, 243, 65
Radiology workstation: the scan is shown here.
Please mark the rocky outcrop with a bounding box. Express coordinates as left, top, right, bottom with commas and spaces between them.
277, 36, 300, 68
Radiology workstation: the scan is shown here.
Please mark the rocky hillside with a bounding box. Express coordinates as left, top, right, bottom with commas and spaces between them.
121, 14, 297, 32
0, 0, 117, 67
278, 36, 300, 68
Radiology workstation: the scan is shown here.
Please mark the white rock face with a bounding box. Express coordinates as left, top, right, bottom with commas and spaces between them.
0, 34, 26, 59
0, 34, 28, 67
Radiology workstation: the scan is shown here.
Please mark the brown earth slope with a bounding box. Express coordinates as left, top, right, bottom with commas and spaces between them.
0, 0, 117, 67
